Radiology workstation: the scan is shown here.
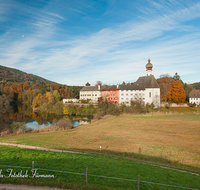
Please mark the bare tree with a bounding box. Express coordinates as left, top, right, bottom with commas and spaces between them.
96, 81, 103, 86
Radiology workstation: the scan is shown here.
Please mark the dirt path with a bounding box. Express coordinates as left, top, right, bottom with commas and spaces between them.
0, 143, 83, 154
0, 143, 79, 190
0, 142, 199, 177
0, 184, 70, 190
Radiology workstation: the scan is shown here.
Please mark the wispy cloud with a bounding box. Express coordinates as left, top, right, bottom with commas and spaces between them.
0, 0, 200, 85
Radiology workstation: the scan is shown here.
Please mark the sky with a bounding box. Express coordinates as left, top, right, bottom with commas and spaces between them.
0, 0, 200, 86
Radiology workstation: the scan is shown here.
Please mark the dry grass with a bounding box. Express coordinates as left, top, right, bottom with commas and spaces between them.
1, 113, 200, 169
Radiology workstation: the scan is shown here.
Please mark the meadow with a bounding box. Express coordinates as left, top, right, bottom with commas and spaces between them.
1, 113, 200, 168
0, 112, 200, 189
0, 146, 199, 190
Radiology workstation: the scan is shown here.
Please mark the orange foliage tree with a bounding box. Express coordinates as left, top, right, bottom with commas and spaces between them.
157, 74, 186, 103
168, 80, 186, 103
157, 74, 173, 102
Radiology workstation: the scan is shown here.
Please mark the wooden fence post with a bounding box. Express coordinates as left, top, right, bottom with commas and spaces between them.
138, 175, 140, 190
32, 161, 34, 179
86, 167, 88, 185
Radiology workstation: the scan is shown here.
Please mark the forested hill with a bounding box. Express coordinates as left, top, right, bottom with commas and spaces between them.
0, 65, 54, 85
191, 82, 200, 89
0, 65, 82, 102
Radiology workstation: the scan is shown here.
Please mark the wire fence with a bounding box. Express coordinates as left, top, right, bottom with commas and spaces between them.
0, 164, 199, 190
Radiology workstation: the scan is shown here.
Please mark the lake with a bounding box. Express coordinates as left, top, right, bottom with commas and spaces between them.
0, 107, 93, 132
25, 116, 92, 129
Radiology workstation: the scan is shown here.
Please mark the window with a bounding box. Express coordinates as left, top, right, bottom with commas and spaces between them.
126, 94, 128, 96
121, 94, 124, 96
149, 92, 151, 98
121, 98, 124, 100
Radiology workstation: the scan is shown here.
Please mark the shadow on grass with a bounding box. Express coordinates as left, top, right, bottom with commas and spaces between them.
65, 147, 200, 173
0, 145, 200, 190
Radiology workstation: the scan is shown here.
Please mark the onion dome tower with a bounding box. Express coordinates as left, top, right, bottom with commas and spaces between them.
85, 82, 90, 86
146, 59, 153, 76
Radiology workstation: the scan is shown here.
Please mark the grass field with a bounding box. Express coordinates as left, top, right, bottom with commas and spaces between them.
0, 146, 199, 190
1, 113, 200, 171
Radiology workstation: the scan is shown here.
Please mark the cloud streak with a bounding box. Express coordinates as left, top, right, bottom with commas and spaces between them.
0, 0, 200, 85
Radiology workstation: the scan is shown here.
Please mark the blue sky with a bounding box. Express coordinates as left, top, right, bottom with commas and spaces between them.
0, 0, 200, 86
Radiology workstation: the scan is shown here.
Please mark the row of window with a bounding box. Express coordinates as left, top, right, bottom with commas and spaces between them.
107, 97, 116, 100
190, 98, 199, 100
103, 94, 117, 96
121, 90, 144, 92
81, 92, 152, 98
121, 93, 145, 96
121, 98, 145, 100
81, 94, 97, 96
121, 101, 131, 104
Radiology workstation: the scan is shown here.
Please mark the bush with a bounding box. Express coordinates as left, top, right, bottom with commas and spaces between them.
94, 111, 105, 120
56, 119, 73, 129
124, 106, 133, 114
188, 102, 196, 107
131, 99, 146, 113
0, 130, 11, 137
10, 121, 27, 133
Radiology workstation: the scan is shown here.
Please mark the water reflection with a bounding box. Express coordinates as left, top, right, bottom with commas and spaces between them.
26, 121, 51, 129
25, 119, 84, 129
25, 116, 92, 129
0, 106, 93, 132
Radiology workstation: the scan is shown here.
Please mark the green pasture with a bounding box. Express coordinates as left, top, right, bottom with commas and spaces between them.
0, 146, 199, 190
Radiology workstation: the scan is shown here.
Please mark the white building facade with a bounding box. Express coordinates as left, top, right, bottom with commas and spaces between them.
80, 84, 101, 103
118, 59, 160, 107
189, 90, 200, 106
79, 59, 160, 108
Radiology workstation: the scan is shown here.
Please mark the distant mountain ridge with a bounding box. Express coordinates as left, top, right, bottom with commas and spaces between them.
0, 65, 56, 85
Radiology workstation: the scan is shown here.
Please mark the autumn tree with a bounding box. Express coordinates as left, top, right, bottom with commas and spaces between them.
53, 90, 61, 101
32, 93, 43, 108
184, 83, 193, 102
45, 91, 54, 103
157, 74, 173, 102
168, 80, 186, 103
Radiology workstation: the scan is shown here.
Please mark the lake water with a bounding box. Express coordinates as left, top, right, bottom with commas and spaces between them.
0, 107, 93, 132
25, 117, 91, 129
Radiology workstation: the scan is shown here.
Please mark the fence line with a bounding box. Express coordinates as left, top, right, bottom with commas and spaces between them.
1, 142, 199, 177
0, 164, 199, 190
150, 164, 200, 176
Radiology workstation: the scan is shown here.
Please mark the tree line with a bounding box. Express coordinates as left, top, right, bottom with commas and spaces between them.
0, 81, 82, 113
156, 72, 193, 103
0, 72, 197, 116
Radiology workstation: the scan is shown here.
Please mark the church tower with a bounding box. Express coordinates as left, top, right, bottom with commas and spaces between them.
146, 59, 153, 76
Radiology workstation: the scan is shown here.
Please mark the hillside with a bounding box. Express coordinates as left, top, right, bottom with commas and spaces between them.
191, 82, 200, 89
0, 65, 55, 85
0, 65, 82, 107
